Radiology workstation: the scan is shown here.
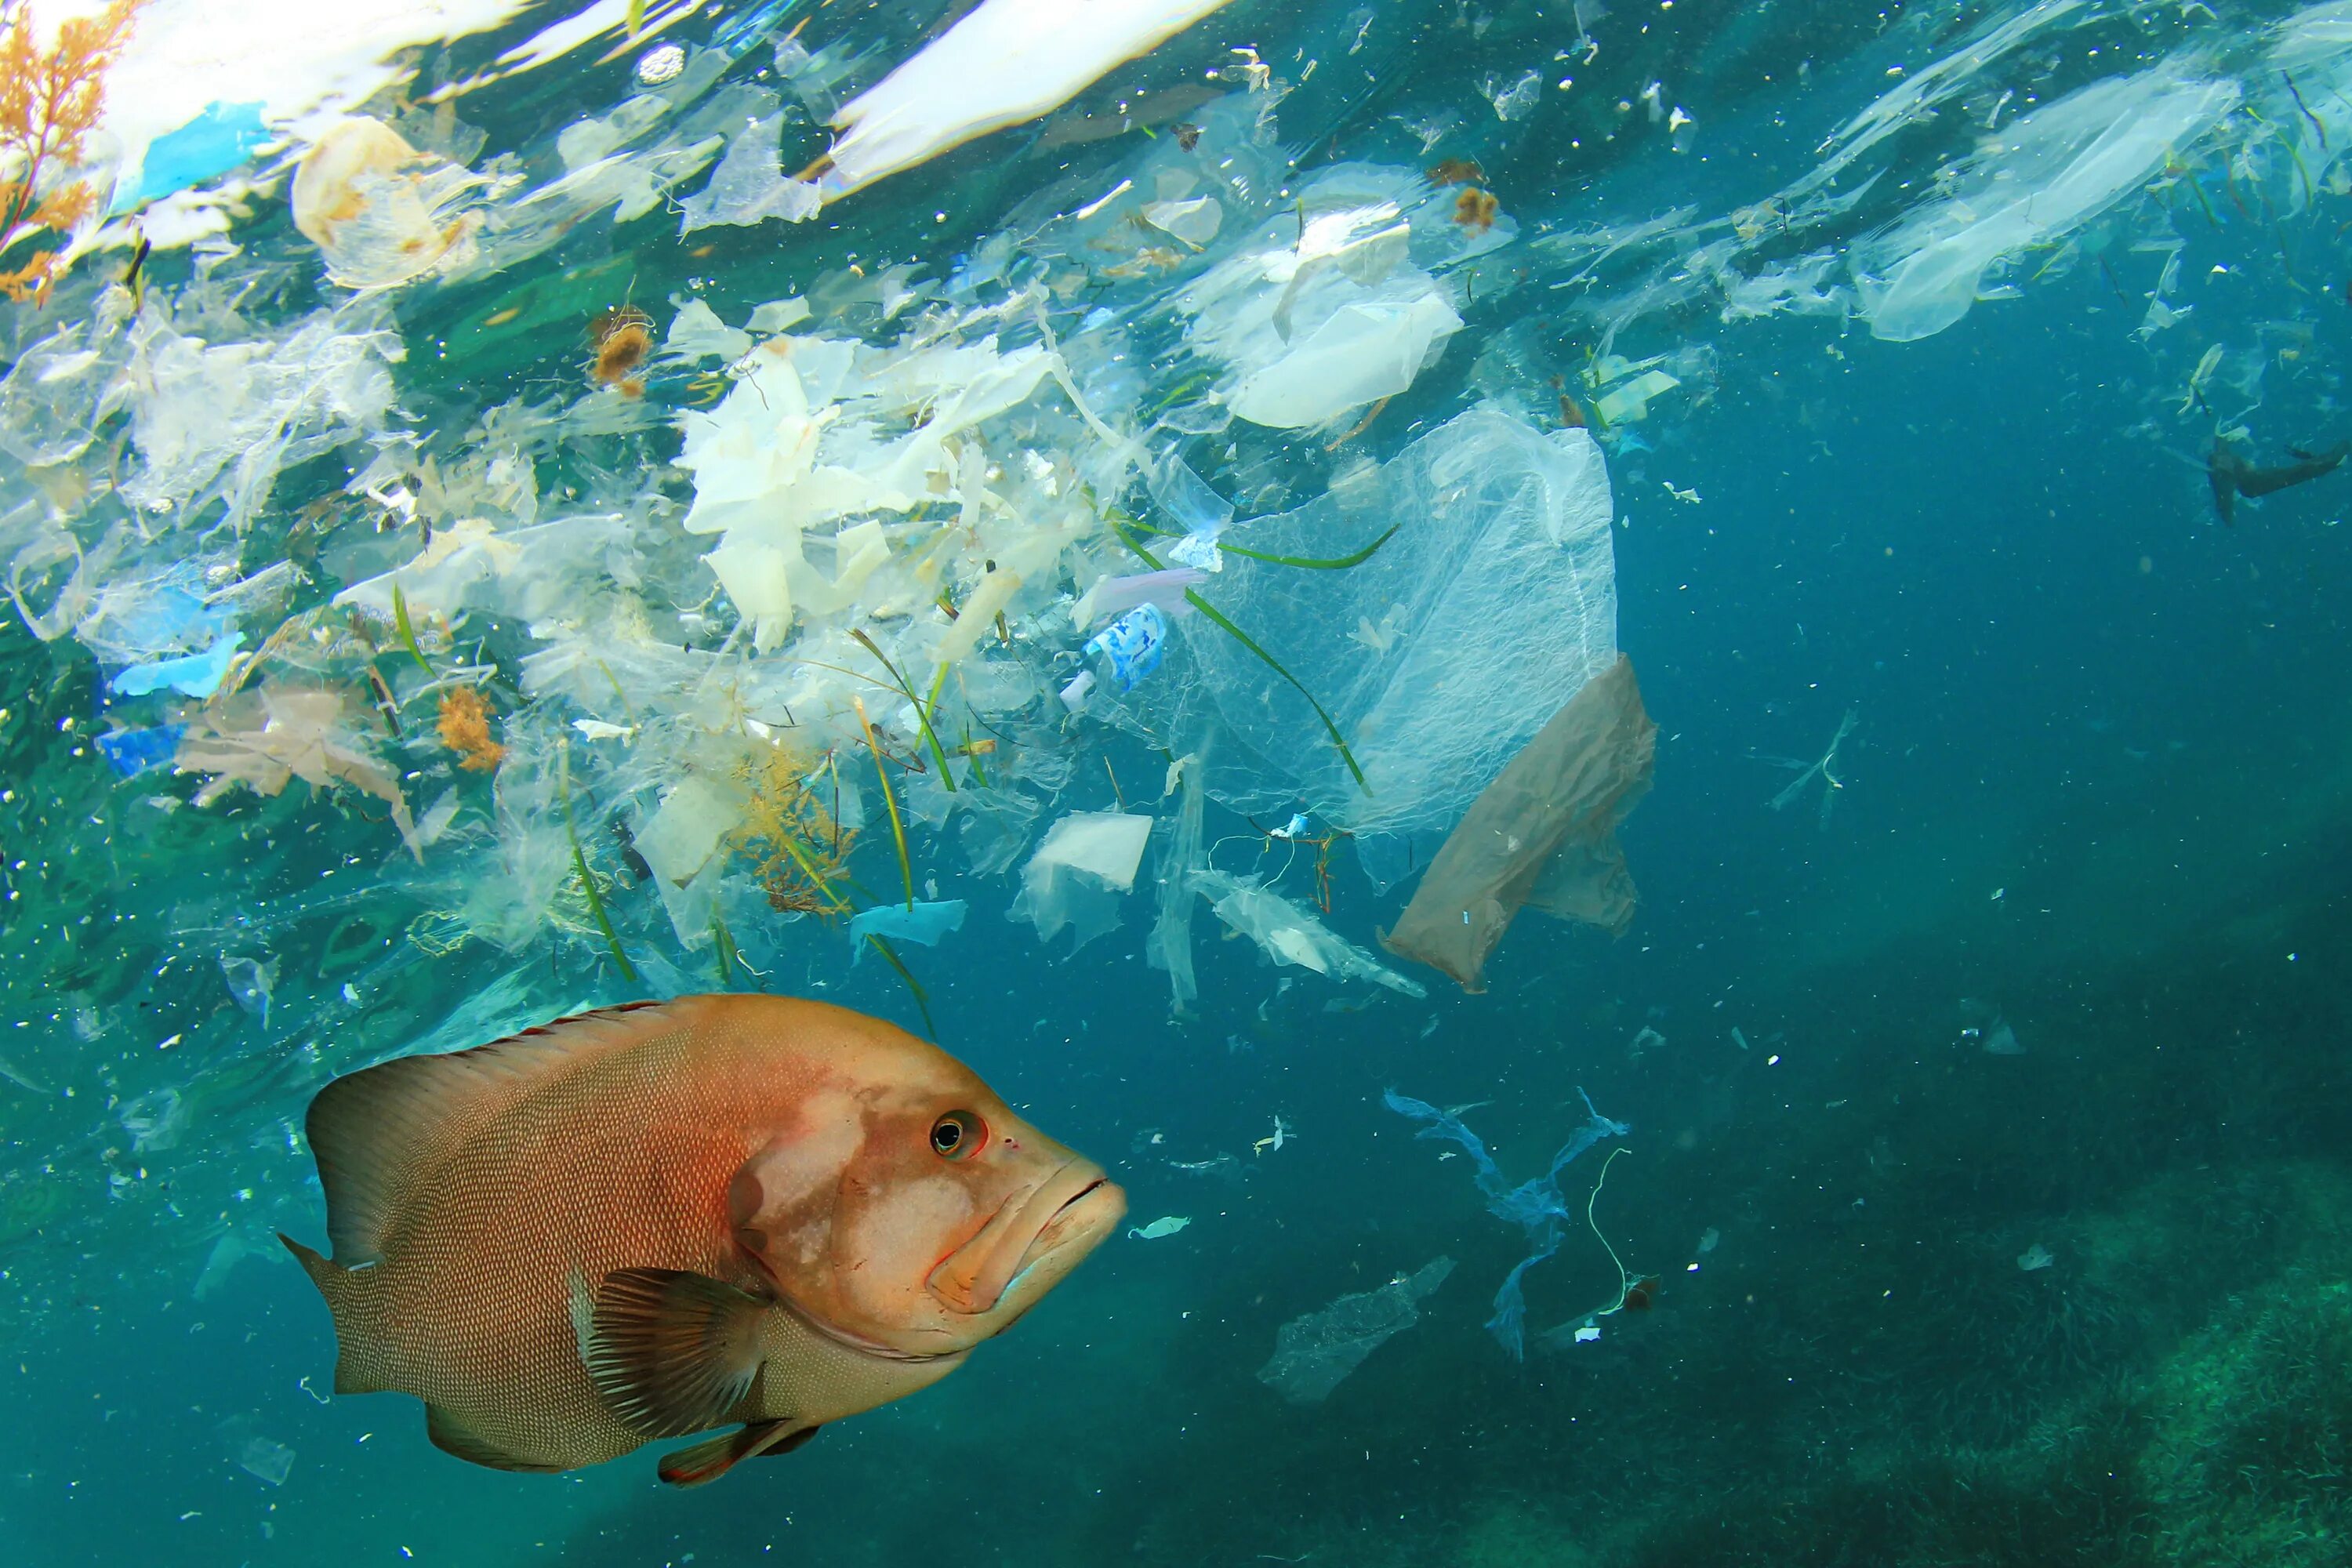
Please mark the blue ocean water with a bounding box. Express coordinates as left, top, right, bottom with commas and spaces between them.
6, 2, 2352, 1564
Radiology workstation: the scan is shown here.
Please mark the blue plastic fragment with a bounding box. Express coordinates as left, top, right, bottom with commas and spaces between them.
848, 899, 969, 962
110, 632, 245, 698
1385, 1088, 1630, 1359
119, 101, 270, 210
95, 724, 187, 778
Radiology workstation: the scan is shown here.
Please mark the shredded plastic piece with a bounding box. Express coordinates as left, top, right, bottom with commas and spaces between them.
1385, 1090, 1628, 1359
1193, 869, 1425, 997
1011, 811, 1155, 951
1256, 1257, 1454, 1403
1382, 655, 1656, 992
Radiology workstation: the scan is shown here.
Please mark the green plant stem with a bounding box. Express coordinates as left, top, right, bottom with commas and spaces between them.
390, 583, 434, 677
850, 628, 956, 792
557, 758, 637, 982
863, 933, 938, 1040
855, 697, 916, 909
1120, 514, 1402, 570
1110, 521, 1368, 793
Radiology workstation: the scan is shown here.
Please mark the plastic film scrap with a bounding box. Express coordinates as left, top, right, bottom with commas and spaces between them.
1382, 655, 1657, 993
1256, 1257, 1454, 1405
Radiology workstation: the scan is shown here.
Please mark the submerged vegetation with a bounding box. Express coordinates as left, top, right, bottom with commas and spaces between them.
0, 0, 140, 303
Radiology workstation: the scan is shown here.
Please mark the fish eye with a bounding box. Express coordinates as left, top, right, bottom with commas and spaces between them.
930, 1109, 985, 1160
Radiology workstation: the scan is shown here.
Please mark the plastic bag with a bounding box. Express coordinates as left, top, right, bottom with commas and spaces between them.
1382, 655, 1655, 992
1856, 67, 2238, 343
1136, 406, 1617, 887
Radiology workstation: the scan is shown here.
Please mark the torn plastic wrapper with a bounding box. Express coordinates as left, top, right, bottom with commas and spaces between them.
814, 0, 1241, 202
1256, 1257, 1454, 1404
848, 899, 968, 960
1381, 655, 1656, 993
291, 115, 488, 290
1194, 869, 1425, 998
1011, 811, 1155, 951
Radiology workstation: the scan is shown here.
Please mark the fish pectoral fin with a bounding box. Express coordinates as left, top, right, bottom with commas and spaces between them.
583, 1268, 767, 1439
425, 1404, 563, 1473
656, 1420, 819, 1488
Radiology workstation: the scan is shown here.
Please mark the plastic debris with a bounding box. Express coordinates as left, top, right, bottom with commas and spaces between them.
1178, 170, 1480, 430
237, 1436, 295, 1488
848, 899, 968, 960
814, 0, 1242, 202
174, 687, 420, 860
1128, 1214, 1192, 1240
1385, 1089, 1628, 1359
220, 954, 273, 1025
1382, 655, 1657, 993
1256, 1257, 1454, 1404
2018, 1243, 2056, 1272
108, 631, 244, 698
120, 100, 269, 209
1142, 407, 1617, 886
95, 724, 186, 778
1011, 811, 1156, 951
1148, 754, 1208, 1014
290, 115, 487, 289
678, 111, 822, 234
1193, 870, 1426, 997
1856, 66, 2239, 343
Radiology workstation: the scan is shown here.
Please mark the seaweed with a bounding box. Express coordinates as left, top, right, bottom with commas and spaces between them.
435, 687, 505, 772
854, 695, 916, 909
850, 627, 955, 791
729, 746, 855, 916
0, 0, 142, 304
557, 750, 638, 982
390, 583, 435, 677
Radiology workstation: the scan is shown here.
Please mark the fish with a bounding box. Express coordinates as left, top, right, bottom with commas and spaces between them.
2207, 436, 2350, 525
281, 995, 1124, 1486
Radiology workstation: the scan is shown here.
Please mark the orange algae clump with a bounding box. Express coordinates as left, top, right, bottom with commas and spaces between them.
1453, 187, 1500, 231
731, 749, 855, 916
0, 0, 143, 303
437, 687, 506, 772
590, 305, 653, 397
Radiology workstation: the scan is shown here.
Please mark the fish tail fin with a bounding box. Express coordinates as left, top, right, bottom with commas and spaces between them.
279, 1232, 393, 1396
657, 1421, 820, 1487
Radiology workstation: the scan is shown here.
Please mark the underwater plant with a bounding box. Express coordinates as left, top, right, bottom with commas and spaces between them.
0, 0, 142, 303
435, 685, 505, 772
730, 745, 856, 917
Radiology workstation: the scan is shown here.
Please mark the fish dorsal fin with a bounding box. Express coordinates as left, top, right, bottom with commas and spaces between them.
306, 1000, 683, 1263
583, 1268, 768, 1439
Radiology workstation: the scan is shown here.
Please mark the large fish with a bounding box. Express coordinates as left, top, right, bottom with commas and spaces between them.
281, 995, 1124, 1486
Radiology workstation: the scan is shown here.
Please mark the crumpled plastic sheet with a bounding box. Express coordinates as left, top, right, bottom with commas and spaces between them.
1256, 1256, 1454, 1404
1191, 869, 1425, 997
1011, 811, 1155, 951
1854, 63, 2239, 342
1385, 1089, 1628, 1359
1382, 654, 1656, 992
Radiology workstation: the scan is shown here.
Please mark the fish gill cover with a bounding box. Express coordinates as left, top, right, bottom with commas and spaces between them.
5, 0, 2352, 1562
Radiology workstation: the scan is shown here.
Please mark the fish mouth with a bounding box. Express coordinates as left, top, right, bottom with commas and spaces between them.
926, 1162, 1124, 1318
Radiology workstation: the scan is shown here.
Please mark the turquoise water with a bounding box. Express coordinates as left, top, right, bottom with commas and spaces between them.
6, 1, 2352, 1563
